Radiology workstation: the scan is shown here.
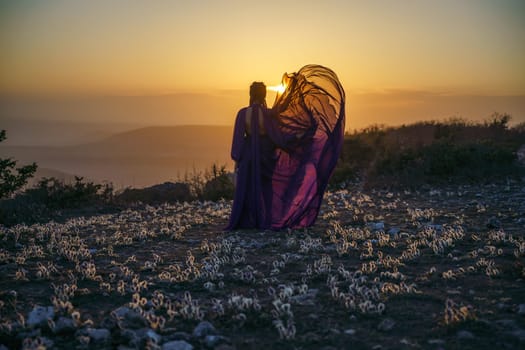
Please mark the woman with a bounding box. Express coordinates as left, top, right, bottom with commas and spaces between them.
227, 65, 345, 230
226, 82, 276, 229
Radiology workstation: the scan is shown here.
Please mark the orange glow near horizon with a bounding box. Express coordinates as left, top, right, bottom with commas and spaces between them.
1, 1, 524, 128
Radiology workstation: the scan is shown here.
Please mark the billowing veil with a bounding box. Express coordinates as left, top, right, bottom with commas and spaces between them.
267, 64, 345, 229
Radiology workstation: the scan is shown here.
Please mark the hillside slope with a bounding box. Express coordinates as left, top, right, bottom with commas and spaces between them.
0, 125, 234, 187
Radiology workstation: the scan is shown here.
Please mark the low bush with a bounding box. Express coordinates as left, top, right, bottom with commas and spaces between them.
0, 177, 114, 226
183, 164, 234, 201
0, 165, 235, 226
116, 182, 192, 204
0, 130, 37, 199
331, 114, 525, 188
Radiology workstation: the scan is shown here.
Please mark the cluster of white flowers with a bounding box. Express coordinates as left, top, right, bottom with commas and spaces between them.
443, 298, 475, 325
1, 184, 522, 347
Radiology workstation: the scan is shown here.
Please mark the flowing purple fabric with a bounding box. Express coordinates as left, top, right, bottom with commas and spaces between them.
227, 65, 345, 230
269, 64, 345, 228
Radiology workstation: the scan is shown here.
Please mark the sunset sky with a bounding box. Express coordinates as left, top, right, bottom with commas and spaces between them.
1, 0, 525, 130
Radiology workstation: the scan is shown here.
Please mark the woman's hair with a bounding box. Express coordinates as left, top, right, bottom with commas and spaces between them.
249, 82, 266, 105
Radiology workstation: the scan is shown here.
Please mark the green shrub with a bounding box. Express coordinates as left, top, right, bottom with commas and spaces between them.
116, 182, 192, 204
24, 176, 113, 209
202, 164, 234, 201
369, 141, 522, 187
0, 176, 114, 226
0, 130, 37, 199
331, 115, 525, 188
181, 164, 234, 201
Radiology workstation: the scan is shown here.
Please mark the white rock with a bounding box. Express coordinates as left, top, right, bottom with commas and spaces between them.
146, 329, 162, 343
87, 328, 111, 342
204, 335, 228, 348
53, 317, 76, 334
27, 306, 54, 327
192, 321, 216, 338
367, 222, 385, 231
387, 227, 400, 236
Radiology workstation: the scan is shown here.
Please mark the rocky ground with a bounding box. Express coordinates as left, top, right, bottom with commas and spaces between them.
1, 181, 524, 350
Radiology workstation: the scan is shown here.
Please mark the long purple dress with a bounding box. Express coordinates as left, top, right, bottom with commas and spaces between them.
227, 65, 345, 230
226, 103, 277, 229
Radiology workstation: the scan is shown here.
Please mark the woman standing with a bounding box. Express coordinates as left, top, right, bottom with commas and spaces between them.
227, 65, 345, 230
226, 82, 276, 229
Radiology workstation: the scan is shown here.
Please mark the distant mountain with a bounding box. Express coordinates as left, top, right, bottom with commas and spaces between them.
0, 125, 234, 188
27, 167, 79, 186
1, 116, 140, 146
79, 125, 233, 155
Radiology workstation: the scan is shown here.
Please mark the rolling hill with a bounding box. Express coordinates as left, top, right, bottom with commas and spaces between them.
0, 125, 234, 188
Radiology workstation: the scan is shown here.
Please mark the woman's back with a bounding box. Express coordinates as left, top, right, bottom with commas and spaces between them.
227, 102, 276, 230
245, 106, 266, 136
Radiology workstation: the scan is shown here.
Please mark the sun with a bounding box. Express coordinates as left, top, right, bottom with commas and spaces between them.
267, 84, 286, 94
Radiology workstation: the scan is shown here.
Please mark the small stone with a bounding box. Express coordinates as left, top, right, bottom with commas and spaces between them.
146, 329, 162, 343
387, 227, 400, 236
101, 316, 117, 330
130, 328, 163, 344
112, 306, 147, 329
344, 329, 356, 335
456, 330, 475, 339
192, 321, 216, 338
428, 339, 445, 345
367, 222, 385, 231
121, 329, 140, 346
27, 306, 54, 328
53, 317, 76, 334
377, 318, 395, 332
517, 304, 525, 315
87, 328, 111, 343
112, 306, 130, 319
162, 340, 193, 350
204, 335, 228, 348
426, 224, 443, 231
